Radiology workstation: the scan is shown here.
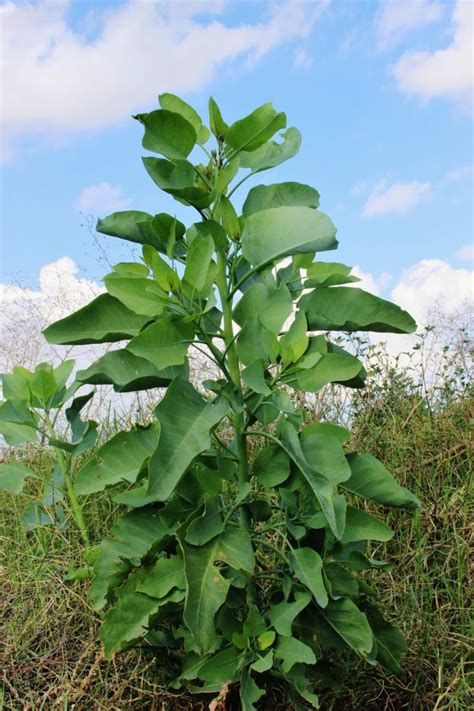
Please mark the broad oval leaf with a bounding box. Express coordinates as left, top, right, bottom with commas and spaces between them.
126, 317, 194, 371
304, 261, 361, 288
233, 282, 292, 335
239, 127, 301, 174
104, 274, 165, 317
143, 157, 214, 209
43, 294, 150, 345
252, 445, 291, 487
0, 461, 37, 494
300, 423, 351, 484
136, 554, 185, 598
320, 598, 373, 656
242, 182, 319, 216
226, 102, 286, 153
134, 109, 196, 159
299, 286, 417, 333
96, 210, 185, 253
289, 548, 328, 608
148, 379, 228, 500
77, 349, 187, 392
275, 635, 316, 673
241, 206, 337, 270
158, 93, 206, 142
344, 453, 420, 510
341, 507, 394, 544
75, 424, 159, 496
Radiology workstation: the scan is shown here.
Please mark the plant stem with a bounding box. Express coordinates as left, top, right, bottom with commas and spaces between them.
44, 414, 89, 545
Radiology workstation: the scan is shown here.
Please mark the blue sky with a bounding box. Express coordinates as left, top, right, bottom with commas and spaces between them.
1, 0, 472, 322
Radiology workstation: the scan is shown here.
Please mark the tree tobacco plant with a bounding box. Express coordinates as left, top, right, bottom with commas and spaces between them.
41, 95, 420, 708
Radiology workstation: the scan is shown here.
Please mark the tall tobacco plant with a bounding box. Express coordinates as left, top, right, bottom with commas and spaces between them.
43, 95, 420, 707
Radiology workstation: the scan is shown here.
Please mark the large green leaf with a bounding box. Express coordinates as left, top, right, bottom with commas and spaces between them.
344, 453, 420, 510
134, 109, 196, 159
269, 592, 312, 636
218, 528, 255, 574
236, 316, 279, 366
77, 349, 188, 392
126, 317, 194, 371
43, 294, 149, 345
185, 499, 225, 545
143, 157, 214, 209
183, 234, 215, 294
0, 461, 37, 494
279, 420, 346, 539
241, 207, 337, 271
148, 379, 228, 500
300, 423, 351, 485
289, 548, 328, 608
75, 424, 159, 496
96, 211, 185, 253
239, 127, 301, 173
182, 538, 231, 654
279, 312, 309, 366
299, 287, 417, 333
242, 182, 319, 216
253, 445, 291, 487
304, 261, 360, 288
226, 102, 286, 153
0, 400, 38, 445
158, 93, 209, 144
320, 598, 373, 656
364, 603, 407, 673
341, 507, 393, 544
275, 636, 316, 673
233, 282, 292, 334
104, 273, 165, 317
100, 569, 184, 658
88, 506, 173, 611
136, 554, 185, 598
240, 667, 265, 710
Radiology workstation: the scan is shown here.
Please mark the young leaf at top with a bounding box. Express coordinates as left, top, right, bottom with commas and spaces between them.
226, 102, 286, 153
134, 109, 196, 159
239, 126, 301, 173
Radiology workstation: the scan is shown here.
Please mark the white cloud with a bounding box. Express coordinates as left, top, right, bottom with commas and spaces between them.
376, 0, 444, 50
442, 165, 473, 184
75, 182, 131, 214
0, 258, 104, 373
0, 0, 330, 159
363, 180, 431, 217
392, 0, 473, 106
456, 244, 474, 262
351, 266, 392, 296
391, 258, 473, 324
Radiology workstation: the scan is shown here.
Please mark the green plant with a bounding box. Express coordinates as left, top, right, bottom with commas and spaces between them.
41, 95, 420, 708
0, 360, 96, 544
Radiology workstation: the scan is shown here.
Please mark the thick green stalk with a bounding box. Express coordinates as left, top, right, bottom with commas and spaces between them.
45, 414, 89, 545
215, 252, 251, 531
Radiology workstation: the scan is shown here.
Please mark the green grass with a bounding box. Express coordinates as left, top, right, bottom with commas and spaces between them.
1, 391, 472, 710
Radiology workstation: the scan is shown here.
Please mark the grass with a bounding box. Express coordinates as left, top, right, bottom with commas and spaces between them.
1, 379, 473, 709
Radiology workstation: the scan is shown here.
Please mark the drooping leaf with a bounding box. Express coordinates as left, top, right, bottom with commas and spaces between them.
289, 548, 328, 608
134, 109, 196, 159
43, 294, 149, 345
283, 352, 363, 392
104, 273, 164, 317
97, 210, 185, 253
236, 316, 279, 366
88, 506, 173, 611
233, 282, 293, 335
100, 569, 184, 658
239, 127, 301, 173
226, 102, 286, 153
0, 400, 38, 445
182, 538, 231, 654
148, 379, 228, 500
300, 423, 351, 485
126, 317, 194, 371
243, 182, 319, 216
136, 554, 185, 598
299, 287, 417, 333
269, 592, 312, 636
0, 461, 37, 494
242, 360, 272, 395
158, 93, 208, 143
75, 424, 159, 495
143, 157, 213, 209
252, 445, 291, 487
364, 603, 407, 673
324, 562, 359, 600
77, 349, 188, 392
241, 207, 337, 271
240, 667, 265, 710
304, 261, 360, 288
275, 636, 316, 673
279, 420, 346, 539
341, 507, 393, 544
343, 453, 420, 510
319, 598, 373, 656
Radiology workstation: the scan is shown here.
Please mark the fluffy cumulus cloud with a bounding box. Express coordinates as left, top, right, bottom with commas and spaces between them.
376, 0, 444, 50
391, 0, 473, 106
0, 258, 104, 373
456, 244, 474, 262
0, 0, 330, 159
391, 258, 473, 324
74, 183, 131, 214
363, 179, 431, 217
